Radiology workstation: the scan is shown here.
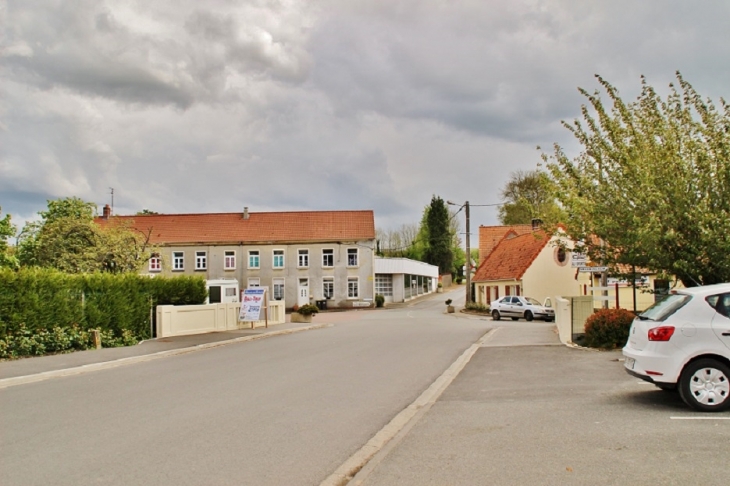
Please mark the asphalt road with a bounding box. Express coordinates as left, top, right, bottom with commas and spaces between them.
0, 293, 489, 486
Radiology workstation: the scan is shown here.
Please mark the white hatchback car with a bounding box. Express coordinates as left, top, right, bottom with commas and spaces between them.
490, 296, 554, 322
623, 283, 730, 412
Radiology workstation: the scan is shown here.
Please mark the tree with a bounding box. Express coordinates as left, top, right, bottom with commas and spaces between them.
543, 73, 730, 287
498, 170, 564, 225
17, 197, 156, 273
424, 195, 453, 275
0, 208, 19, 269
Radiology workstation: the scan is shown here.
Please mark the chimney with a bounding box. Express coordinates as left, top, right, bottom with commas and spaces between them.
531, 218, 542, 231
243, 207, 249, 220
102, 204, 111, 219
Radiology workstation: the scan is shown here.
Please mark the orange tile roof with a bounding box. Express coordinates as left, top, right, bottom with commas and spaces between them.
478, 224, 534, 265
473, 230, 551, 282
95, 210, 375, 245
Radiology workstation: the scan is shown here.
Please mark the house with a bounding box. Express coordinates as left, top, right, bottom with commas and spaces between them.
472, 228, 581, 305
96, 206, 376, 309
374, 257, 439, 304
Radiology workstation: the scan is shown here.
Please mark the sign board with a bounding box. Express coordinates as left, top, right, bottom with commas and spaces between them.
352, 301, 370, 307
578, 266, 608, 273
607, 276, 649, 287
571, 253, 587, 268
239, 288, 266, 321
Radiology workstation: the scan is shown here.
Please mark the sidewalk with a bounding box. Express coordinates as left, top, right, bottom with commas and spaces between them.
0, 310, 357, 385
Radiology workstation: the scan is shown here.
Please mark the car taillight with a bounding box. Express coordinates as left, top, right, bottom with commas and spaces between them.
648, 326, 675, 341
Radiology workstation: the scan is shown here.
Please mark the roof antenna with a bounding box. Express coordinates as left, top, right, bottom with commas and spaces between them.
110, 187, 114, 216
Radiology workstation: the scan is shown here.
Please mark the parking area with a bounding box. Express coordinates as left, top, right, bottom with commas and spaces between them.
357, 342, 730, 486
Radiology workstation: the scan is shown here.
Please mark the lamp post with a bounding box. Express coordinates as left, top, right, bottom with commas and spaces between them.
447, 200, 471, 305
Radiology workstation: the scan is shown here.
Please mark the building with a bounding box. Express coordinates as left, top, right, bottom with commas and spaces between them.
96, 206, 376, 309
472, 228, 580, 305
374, 257, 439, 304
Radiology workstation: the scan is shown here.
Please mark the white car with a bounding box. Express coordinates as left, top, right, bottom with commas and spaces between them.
623, 283, 730, 412
490, 296, 554, 322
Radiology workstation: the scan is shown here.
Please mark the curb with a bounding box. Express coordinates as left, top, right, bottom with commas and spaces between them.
0, 323, 331, 390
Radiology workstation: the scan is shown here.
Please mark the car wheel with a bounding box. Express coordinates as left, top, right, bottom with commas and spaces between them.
678, 359, 730, 412
524, 310, 534, 322
492, 310, 501, 321
511, 317, 519, 321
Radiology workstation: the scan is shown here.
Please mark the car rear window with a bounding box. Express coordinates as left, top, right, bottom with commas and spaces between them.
639, 294, 691, 321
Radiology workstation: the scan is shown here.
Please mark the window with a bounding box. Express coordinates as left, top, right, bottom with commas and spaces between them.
347, 277, 359, 298
298, 249, 309, 268
273, 250, 285, 269
248, 250, 260, 269
322, 249, 334, 267
195, 251, 207, 270
224, 251, 236, 270
149, 255, 161, 272
323, 278, 334, 299
273, 278, 285, 301
375, 274, 393, 296
347, 248, 358, 267
173, 251, 184, 271
248, 278, 260, 288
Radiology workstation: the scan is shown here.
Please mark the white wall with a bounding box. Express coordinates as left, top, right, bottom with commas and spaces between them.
522, 237, 582, 303
156, 301, 286, 338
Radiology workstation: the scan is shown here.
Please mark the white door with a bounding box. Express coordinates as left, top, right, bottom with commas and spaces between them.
297, 278, 309, 306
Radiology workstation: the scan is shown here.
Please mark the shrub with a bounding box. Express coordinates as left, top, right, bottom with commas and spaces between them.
465, 302, 490, 313
445, 299, 452, 306
375, 294, 385, 308
437, 282, 443, 288
456, 277, 463, 284
584, 308, 636, 349
295, 303, 319, 316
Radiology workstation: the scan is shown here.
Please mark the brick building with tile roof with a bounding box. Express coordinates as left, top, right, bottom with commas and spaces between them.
96, 206, 376, 309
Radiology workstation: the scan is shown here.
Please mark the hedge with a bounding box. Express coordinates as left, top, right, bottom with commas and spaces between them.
583, 308, 636, 350
0, 268, 207, 359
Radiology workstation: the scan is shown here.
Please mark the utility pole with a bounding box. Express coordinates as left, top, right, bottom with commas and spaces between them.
465, 200, 471, 304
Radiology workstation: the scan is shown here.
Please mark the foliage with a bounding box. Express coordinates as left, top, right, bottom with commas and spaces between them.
0, 208, 18, 269
375, 294, 385, 307
295, 303, 319, 316
0, 268, 207, 359
543, 73, 730, 287
465, 302, 490, 313
424, 196, 454, 275
498, 170, 565, 225
445, 299, 452, 306
583, 308, 636, 349
17, 197, 157, 273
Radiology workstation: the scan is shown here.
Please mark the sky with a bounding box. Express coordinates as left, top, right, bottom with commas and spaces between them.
2, 0, 729, 238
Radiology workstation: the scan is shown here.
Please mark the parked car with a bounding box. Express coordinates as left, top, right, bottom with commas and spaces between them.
622, 283, 730, 412
490, 296, 554, 322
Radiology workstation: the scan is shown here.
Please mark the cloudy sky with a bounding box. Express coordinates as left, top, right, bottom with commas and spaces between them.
2, 0, 729, 235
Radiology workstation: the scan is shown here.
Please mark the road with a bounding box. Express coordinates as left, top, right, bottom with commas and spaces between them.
1, 290, 489, 485
3, 289, 729, 486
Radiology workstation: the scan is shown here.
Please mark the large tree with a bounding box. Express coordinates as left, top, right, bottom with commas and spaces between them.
17, 197, 156, 273
543, 73, 730, 287
424, 195, 453, 275
498, 170, 564, 225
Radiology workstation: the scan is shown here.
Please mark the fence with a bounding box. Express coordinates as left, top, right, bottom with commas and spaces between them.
156, 301, 285, 338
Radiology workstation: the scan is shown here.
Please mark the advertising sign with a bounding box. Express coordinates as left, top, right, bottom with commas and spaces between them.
239, 288, 266, 321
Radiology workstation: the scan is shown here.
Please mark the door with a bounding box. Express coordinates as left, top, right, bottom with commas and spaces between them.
711, 293, 730, 351
297, 278, 309, 307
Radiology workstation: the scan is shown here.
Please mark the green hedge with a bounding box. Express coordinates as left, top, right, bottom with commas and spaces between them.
0, 268, 207, 359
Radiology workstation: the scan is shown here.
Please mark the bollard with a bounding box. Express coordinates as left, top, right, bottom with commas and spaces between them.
91, 329, 101, 350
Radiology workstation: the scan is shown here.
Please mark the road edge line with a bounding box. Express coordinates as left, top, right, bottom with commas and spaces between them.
320, 328, 496, 486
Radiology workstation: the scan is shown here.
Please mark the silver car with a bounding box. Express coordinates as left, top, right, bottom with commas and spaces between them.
490, 296, 554, 322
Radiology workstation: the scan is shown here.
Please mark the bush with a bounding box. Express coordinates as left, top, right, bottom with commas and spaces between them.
584, 308, 636, 349
445, 299, 452, 306
295, 303, 319, 316
375, 294, 385, 308
465, 302, 490, 313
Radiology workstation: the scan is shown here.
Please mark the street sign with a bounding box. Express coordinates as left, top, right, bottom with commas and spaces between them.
571, 253, 587, 268
578, 266, 608, 273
